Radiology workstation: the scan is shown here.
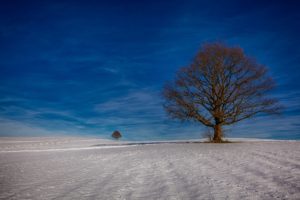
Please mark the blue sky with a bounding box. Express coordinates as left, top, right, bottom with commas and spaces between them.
0, 0, 299, 140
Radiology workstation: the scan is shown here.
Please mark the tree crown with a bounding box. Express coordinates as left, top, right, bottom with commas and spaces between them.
163, 43, 281, 128
112, 130, 122, 139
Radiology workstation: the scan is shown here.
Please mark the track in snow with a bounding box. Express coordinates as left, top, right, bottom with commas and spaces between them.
0, 138, 299, 199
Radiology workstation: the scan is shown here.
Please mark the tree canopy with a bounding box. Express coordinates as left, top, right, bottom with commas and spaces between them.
112, 130, 122, 139
163, 43, 281, 142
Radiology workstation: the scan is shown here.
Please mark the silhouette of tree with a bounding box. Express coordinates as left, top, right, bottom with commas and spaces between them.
112, 130, 122, 139
163, 43, 281, 142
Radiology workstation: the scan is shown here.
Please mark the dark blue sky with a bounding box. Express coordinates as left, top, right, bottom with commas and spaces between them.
0, 0, 299, 140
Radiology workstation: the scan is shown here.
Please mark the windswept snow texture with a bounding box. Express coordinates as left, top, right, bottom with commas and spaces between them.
0, 137, 299, 200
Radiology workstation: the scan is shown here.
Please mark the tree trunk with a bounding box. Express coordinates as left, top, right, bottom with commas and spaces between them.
213, 124, 222, 142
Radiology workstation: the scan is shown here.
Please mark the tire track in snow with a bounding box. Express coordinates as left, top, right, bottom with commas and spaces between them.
251, 151, 300, 170
0, 145, 135, 153
206, 149, 297, 199
1, 141, 299, 199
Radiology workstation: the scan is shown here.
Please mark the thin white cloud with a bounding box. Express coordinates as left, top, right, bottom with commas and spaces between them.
0, 118, 70, 136
95, 88, 164, 115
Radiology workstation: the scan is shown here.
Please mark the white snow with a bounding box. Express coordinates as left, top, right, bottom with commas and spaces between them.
0, 137, 299, 200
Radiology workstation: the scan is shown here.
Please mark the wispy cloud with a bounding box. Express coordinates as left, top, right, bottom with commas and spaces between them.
0, 118, 73, 136
0, 0, 299, 140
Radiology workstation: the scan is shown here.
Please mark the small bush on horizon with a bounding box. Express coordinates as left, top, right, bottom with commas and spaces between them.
112, 130, 122, 140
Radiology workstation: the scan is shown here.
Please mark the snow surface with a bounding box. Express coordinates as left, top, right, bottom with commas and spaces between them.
0, 137, 299, 200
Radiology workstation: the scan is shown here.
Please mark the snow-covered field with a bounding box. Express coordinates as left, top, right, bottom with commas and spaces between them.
0, 137, 299, 200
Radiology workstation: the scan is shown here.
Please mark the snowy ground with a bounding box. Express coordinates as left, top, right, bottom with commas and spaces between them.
0, 137, 299, 200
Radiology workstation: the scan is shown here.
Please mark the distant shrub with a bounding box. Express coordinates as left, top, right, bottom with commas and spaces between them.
203, 128, 232, 143
112, 130, 122, 139
203, 128, 213, 142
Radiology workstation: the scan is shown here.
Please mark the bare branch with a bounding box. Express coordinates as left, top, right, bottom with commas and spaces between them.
163, 43, 282, 141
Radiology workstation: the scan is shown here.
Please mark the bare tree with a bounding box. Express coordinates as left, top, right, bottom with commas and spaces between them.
163, 43, 281, 142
